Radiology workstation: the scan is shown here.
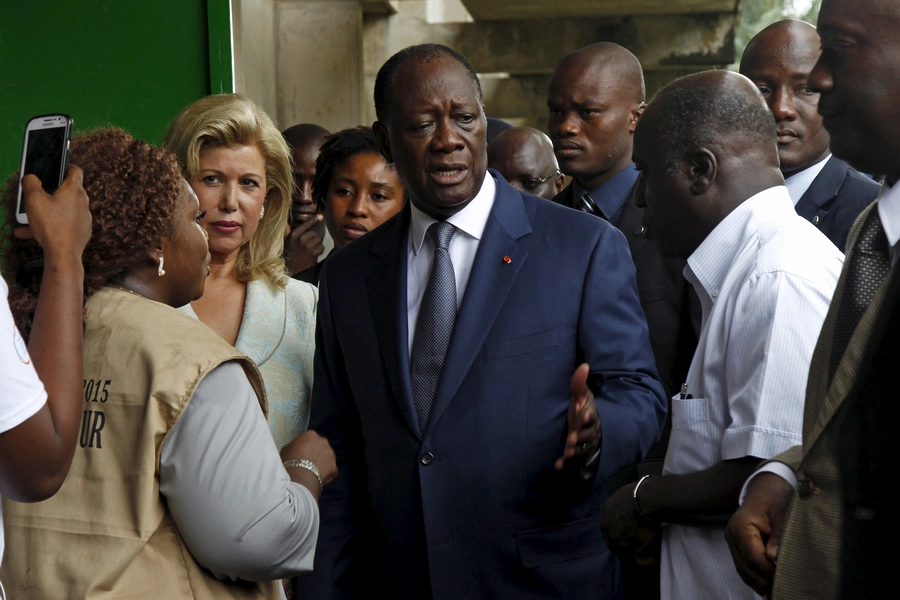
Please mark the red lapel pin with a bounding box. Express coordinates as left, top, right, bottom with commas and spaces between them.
503, 255, 512, 264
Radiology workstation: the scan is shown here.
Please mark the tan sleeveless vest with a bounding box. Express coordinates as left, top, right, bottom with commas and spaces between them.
1, 287, 280, 600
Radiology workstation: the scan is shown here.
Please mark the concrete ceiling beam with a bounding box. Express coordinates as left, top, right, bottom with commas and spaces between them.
460, 0, 738, 20
364, 12, 737, 77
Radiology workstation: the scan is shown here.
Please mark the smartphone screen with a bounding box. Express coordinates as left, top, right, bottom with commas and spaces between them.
16, 115, 72, 224
23, 127, 67, 192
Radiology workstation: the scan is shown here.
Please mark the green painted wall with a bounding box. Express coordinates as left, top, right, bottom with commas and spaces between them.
0, 0, 233, 186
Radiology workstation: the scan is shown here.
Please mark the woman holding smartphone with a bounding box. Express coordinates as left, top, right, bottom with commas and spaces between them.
1, 128, 334, 600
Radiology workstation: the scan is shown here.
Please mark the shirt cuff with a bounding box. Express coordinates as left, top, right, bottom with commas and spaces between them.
738, 462, 798, 505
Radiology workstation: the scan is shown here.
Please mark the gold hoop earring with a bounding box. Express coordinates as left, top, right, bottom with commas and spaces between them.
259, 205, 265, 220
158, 256, 166, 277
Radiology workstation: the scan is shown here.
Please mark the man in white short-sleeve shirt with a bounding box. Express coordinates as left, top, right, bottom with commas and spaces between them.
601, 71, 843, 600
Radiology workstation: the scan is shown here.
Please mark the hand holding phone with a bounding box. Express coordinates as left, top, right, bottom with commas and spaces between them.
15, 166, 92, 262
16, 114, 73, 225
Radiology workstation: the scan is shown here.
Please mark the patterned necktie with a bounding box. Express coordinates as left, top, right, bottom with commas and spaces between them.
829, 209, 892, 385
411, 221, 457, 434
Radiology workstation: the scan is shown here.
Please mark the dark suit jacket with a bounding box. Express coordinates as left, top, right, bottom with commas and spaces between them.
304, 172, 666, 600
794, 156, 879, 252
552, 183, 700, 458
837, 228, 900, 599
766, 203, 891, 599
291, 258, 324, 285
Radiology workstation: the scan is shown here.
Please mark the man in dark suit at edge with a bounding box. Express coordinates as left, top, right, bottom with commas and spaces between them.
300, 43, 666, 600
726, 1, 900, 598
739, 19, 878, 252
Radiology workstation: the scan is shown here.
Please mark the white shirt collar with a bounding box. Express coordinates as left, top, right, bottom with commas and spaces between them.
687, 185, 796, 299
783, 154, 831, 206
409, 173, 497, 255
877, 180, 900, 249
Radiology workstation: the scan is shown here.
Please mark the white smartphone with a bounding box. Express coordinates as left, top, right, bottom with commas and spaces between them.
15, 114, 73, 225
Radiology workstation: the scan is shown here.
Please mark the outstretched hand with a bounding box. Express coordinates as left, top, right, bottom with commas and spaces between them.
555, 363, 601, 470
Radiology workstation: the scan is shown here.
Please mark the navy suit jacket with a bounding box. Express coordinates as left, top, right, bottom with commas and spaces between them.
303, 172, 666, 600
551, 182, 700, 402
794, 156, 879, 252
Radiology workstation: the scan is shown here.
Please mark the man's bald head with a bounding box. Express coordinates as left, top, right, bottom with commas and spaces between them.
547, 42, 646, 190
488, 127, 563, 200
740, 20, 831, 175
282, 123, 330, 153
282, 123, 330, 230
742, 19, 820, 71
553, 42, 645, 105
648, 70, 779, 177
632, 71, 783, 258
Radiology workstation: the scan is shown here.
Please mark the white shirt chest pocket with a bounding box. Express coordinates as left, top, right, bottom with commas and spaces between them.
665, 396, 713, 474
671, 396, 709, 431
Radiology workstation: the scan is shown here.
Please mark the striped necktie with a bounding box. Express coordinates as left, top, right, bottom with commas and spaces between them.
579, 192, 606, 220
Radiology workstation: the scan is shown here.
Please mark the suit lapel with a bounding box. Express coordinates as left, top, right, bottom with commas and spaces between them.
425, 176, 532, 433
806, 202, 898, 446
366, 207, 422, 439
552, 182, 576, 209
234, 280, 284, 367
614, 187, 647, 253
795, 157, 845, 223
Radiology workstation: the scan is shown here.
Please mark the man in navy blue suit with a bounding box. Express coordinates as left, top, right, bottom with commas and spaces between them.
301, 44, 666, 600
740, 19, 878, 252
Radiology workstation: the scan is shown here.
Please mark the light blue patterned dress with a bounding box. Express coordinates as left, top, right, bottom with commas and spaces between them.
179, 279, 317, 451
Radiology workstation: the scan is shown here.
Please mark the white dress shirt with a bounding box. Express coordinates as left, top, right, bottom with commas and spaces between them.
784, 154, 831, 206
877, 180, 900, 263
407, 174, 496, 354
660, 185, 844, 600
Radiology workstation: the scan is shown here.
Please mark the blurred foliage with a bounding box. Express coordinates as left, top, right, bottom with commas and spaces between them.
732, 0, 823, 68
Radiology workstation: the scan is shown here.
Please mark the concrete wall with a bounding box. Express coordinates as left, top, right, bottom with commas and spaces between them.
230, 0, 738, 133
276, 0, 364, 132
363, 3, 737, 131
233, 0, 278, 119
232, 0, 365, 131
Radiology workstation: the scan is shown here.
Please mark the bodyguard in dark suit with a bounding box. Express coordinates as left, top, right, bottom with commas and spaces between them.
740, 19, 878, 252
548, 42, 699, 405
725, 3, 900, 598
301, 44, 666, 600
547, 40, 700, 600
792, 156, 879, 251
551, 183, 698, 403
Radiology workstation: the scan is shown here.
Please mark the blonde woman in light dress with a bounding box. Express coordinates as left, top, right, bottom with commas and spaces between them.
164, 94, 316, 451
